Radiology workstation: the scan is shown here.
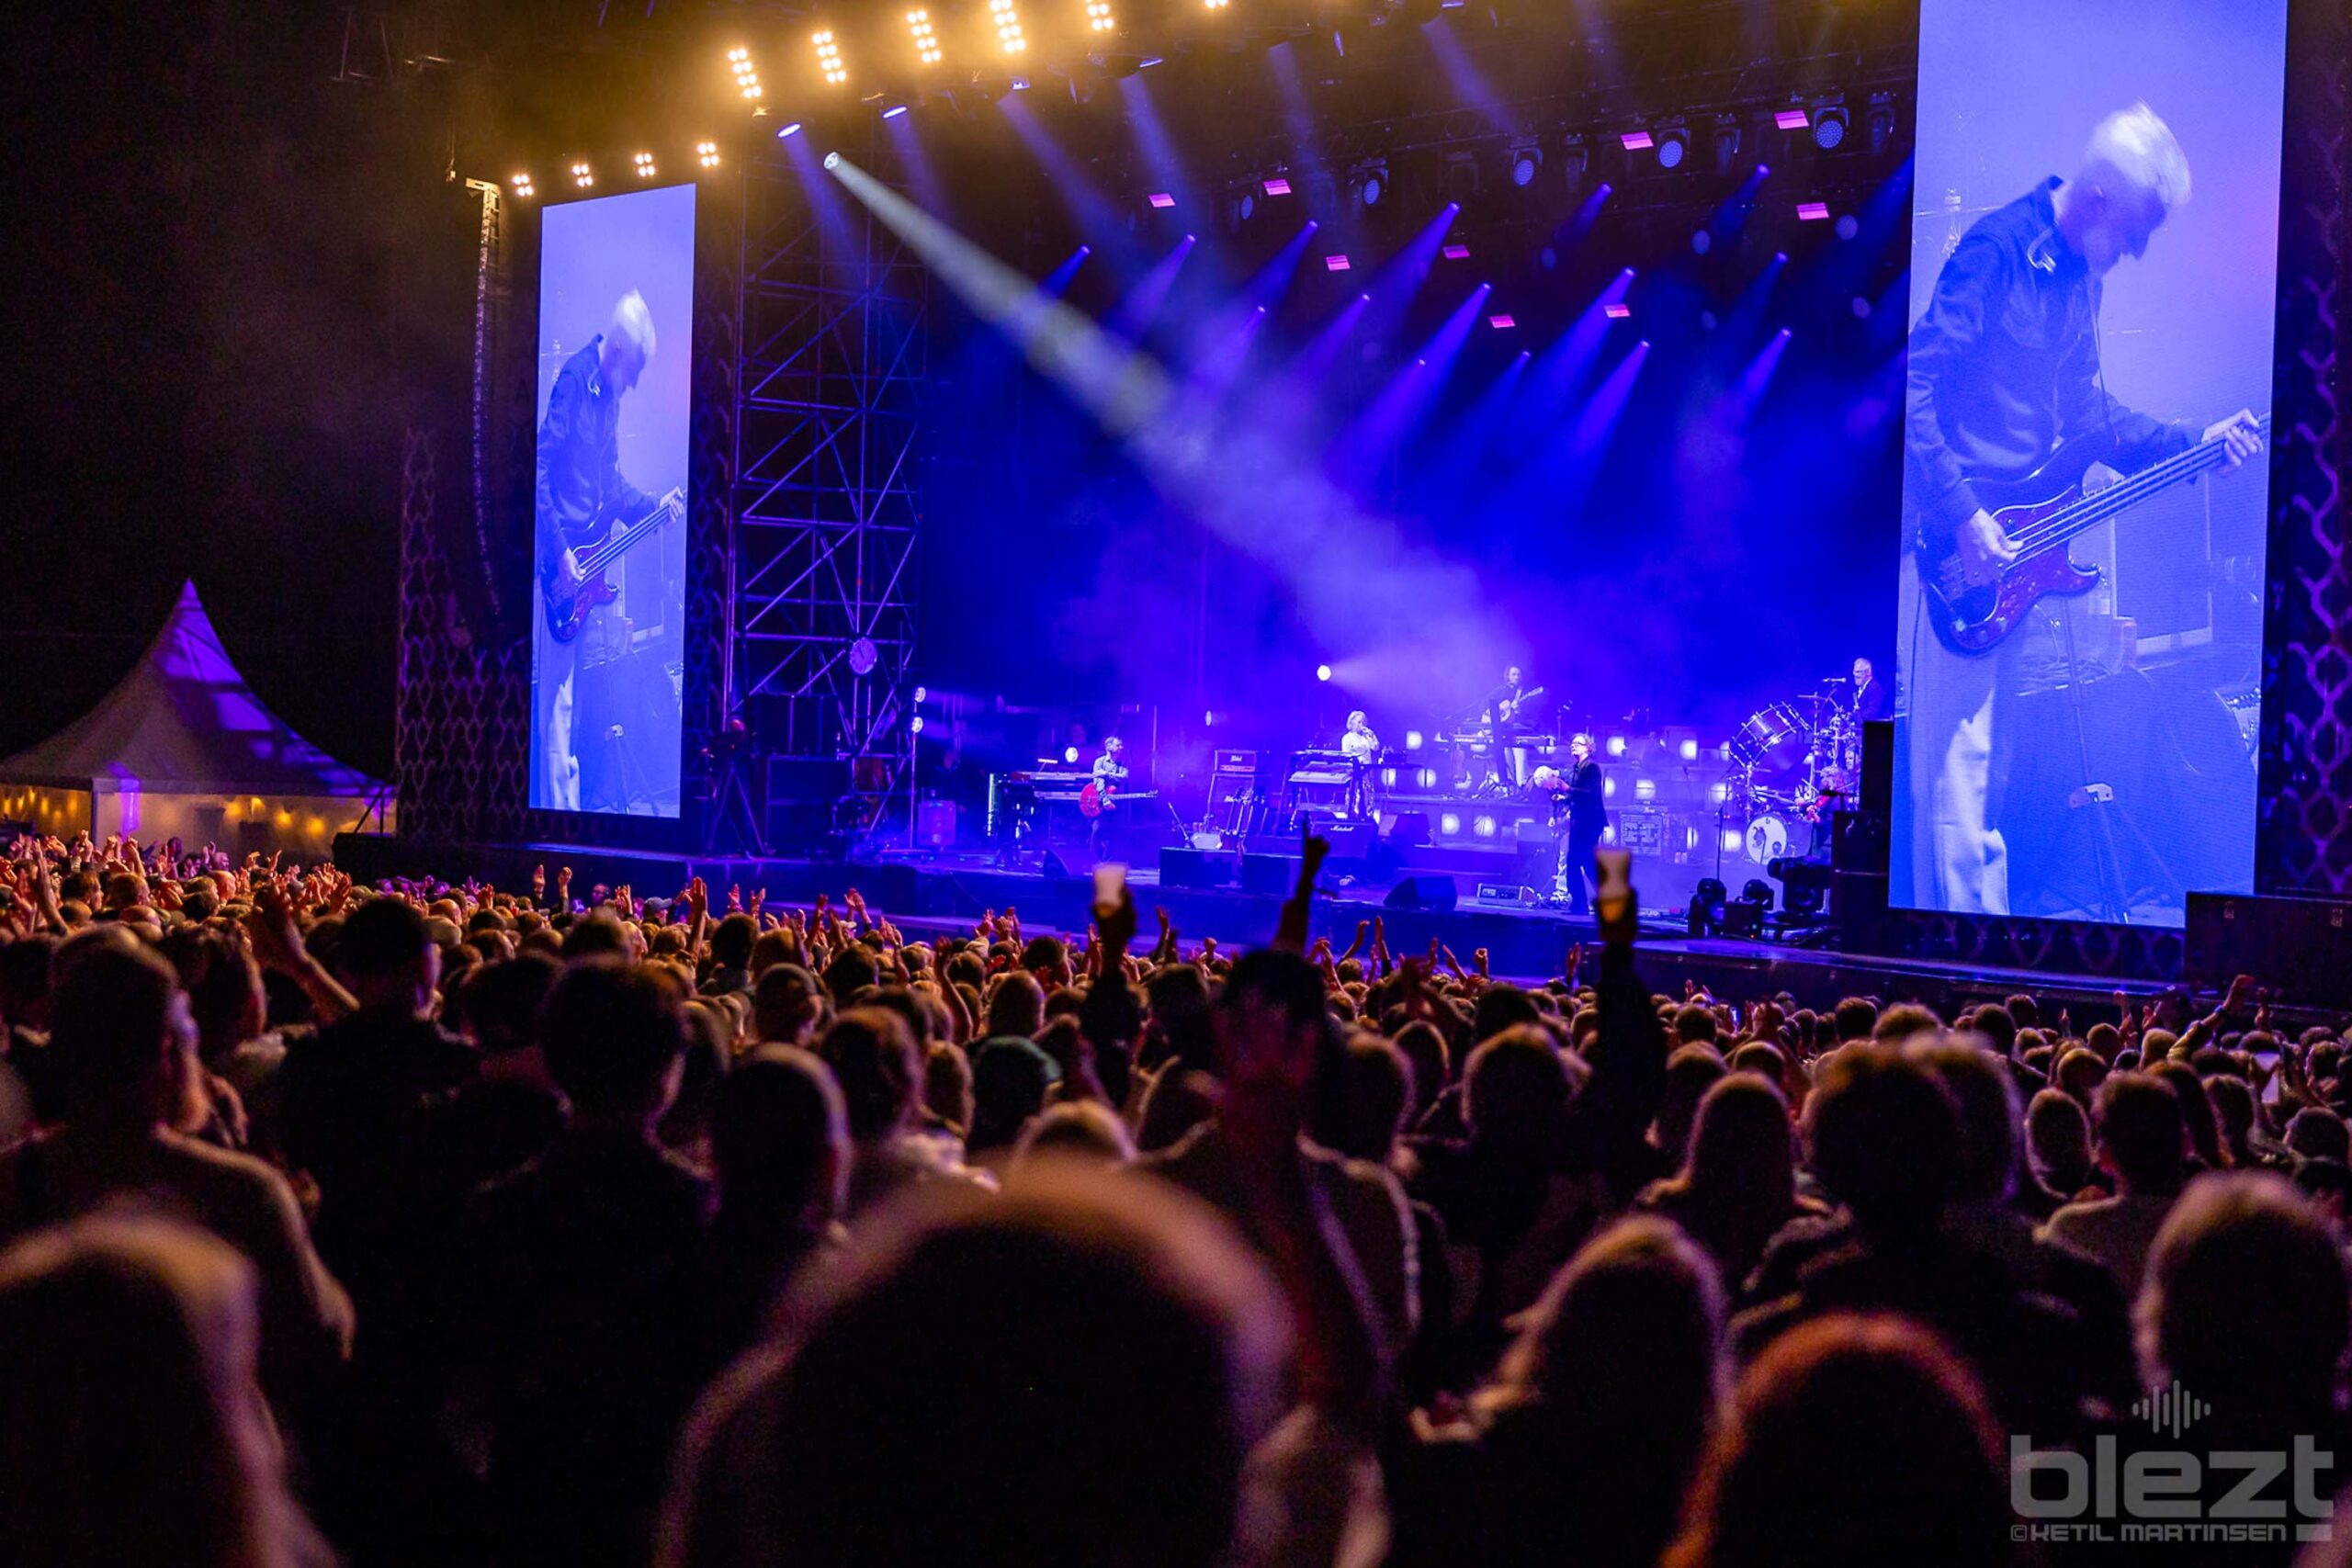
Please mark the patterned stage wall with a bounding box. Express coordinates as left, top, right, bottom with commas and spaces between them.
2257, 0, 2352, 896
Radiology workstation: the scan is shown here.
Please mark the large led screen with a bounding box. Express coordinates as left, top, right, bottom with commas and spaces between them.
1894, 0, 2287, 926
529, 182, 695, 818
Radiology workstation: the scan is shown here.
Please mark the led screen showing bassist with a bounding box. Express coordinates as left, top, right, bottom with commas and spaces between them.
532, 290, 686, 812
1900, 103, 2262, 918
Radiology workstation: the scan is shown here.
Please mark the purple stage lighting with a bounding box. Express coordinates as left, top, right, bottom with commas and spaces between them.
1316, 663, 1332, 682
1603, 302, 1632, 320
1148, 192, 1175, 208
1442, 243, 1470, 260
883, 104, 910, 119
1262, 176, 1292, 196
1796, 200, 1830, 220
1487, 313, 1514, 330
1620, 130, 1654, 151
1325, 254, 1351, 271
776, 121, 803, 139
1774, 107, 1810, 130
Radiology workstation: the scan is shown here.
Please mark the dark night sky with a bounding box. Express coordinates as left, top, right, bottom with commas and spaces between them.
1, 1, 426, 778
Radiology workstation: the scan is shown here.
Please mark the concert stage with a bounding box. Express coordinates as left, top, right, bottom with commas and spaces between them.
333, 832, 2188, 1020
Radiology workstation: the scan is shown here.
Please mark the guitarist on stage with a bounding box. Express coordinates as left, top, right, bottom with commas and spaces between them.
532, 290, 684, 812
1901, 103, 2261, 915
1087, 737, 1129, 861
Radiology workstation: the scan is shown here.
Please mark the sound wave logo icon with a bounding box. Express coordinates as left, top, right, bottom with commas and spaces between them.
2133, 1380, 2210, 1439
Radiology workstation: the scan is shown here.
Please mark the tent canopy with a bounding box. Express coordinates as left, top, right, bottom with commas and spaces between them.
0, 581, 380, 798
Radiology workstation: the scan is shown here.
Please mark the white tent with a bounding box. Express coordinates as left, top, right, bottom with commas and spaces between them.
0, 581, 389, 855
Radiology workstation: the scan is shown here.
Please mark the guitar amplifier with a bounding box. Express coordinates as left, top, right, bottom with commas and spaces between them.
1615, 809, 1666, 858
1213, 750, 1259, 774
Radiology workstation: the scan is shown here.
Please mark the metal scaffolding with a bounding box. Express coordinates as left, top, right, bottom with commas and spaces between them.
729, 141, 926, 827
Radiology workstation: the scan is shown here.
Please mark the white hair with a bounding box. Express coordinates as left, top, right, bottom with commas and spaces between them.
2085, 102, 2190, 212
610, 288, 657, 361
1347, 710, 1367, 728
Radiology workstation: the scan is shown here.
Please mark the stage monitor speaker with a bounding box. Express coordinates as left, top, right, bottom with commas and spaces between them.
1159, 847, 1234, 890
1832, 870, 1889, 928
1476, 882, 1536, 908
1860, 720, 1894, 815
1240, 853, 1301, 896
1831, 809, 1889, 874
2187, 893, 2352, 1009
1040, 850, 1074, 880
1723, 899, 1765, 939
1383, 811, 1431, 849
1385, 874, 1459, 913
915, 800, 959, 848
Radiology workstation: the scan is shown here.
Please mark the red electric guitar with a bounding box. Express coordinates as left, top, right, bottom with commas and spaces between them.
1079, 778, 1117, 818
542, 486, 684, 645
1916, 414, 2267, 656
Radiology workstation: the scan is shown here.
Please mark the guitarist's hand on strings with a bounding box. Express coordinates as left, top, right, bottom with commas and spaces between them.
1957, 508, 2019, 587
2201, 410, 2263, 477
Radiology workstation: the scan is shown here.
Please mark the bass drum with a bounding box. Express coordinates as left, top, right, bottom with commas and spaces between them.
1744, 813, 1790, 866
1731, 703, 1809, 778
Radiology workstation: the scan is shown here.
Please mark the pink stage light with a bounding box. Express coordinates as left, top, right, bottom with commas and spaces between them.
1620, 130, 1654, 151
1148, 192, 1175, 208
1442, 243, 1470, 260
1775, 108, 1810, 130
1262, 176, 1291, 196
1487, 313, 1515, 330
1324, 254, 1351, 271
1604, 302, 1632, 319
1796, 200, 1830, 220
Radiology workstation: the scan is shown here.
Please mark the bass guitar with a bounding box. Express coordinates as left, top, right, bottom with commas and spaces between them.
542, 486, 684, 645
1917, 415, 2267, 657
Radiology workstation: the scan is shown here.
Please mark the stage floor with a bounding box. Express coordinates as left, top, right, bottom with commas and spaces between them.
334, 833, 2184, 1017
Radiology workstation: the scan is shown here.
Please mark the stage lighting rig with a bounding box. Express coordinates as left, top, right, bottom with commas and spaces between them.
906, 9, 943, 66
727, 46, 763, 101
696, 140, 721, 168
510, 172, 534, 197
1809, 101, 1849, 150
1348, 160, 1386, 205
989, 0, 1027, 54
633, 150, 658, 178
814, 28, 849, 85
570, 160, 594, 188
1084, 0, 1116, 34
1507, 141, 1541, 186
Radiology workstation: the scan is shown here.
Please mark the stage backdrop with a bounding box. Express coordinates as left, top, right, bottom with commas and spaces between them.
1893, 0, 2290, 930
528, 182, 695, 819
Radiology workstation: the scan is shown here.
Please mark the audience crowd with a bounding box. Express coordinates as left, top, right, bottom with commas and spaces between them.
3, 829, 2351, 1566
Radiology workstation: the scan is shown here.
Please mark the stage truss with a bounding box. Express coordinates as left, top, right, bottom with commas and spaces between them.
729, 142, 927, 832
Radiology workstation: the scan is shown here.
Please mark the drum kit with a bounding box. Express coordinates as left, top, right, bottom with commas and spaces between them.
1723, 680, 1861, 864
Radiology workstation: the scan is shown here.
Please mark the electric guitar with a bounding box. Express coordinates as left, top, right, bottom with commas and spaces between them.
542, 486, 685, 645
1079, 778, 1118, 818
1917, 414, 2267, 656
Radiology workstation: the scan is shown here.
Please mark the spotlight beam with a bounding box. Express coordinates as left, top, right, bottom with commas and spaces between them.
821, 153, 1521, 716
